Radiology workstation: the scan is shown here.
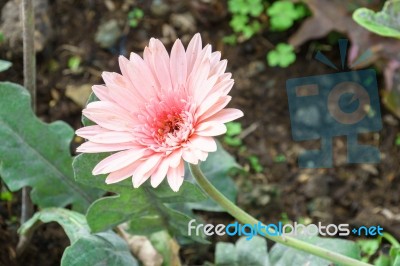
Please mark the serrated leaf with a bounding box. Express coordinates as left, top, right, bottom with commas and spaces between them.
353, 0, 400, 39
215, 236, 270, 266
0, 82, 102, 211
73, 153, 208, 243
61, 232, 138, 266
19, 208, 89, 243
270, 236, 361, 266
19, 208, 137, 266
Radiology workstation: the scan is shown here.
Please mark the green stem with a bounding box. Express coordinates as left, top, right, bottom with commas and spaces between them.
382, 232, 400, 248
189, 163, 371, 266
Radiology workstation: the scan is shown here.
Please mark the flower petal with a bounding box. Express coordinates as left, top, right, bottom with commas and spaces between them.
127, 53, 159, 98
89, 131, 134, 144
105, 161, 140, 184
186, 33, 202, 75
189, 135, 217, 152
150, 159, 170, 188
182, 149, 199, 164
76, 125, 109, 139
168, 149, 183, 168
76, 142, 137, 153
196, 124, 227, 136
83, 101, 136, 131
102, 71, 144, 110
93, 148, 147, 175
167, 159, 184, 192
196, 95, 232, 120
92, 85, 112, 102
170, 39, 187, 89
132, 154, 162, 188
202, 108, 244, 124
147, 38, 172, 90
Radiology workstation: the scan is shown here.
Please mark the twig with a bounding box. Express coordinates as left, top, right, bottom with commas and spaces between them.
17, 0, 36, 256
237, 122, 259, 140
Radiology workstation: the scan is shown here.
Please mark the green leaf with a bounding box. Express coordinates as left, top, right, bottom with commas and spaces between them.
248, 0, 264, 17
353, 1, 400, 39
19, 208, 90, 243
374, 254, 391, 266
0, 190, 12, 201
222, 35, 238, 46
67, 56, 81, 73
223, 136, 243, 147
267, 1, 306, 31
391, 246, 400, 266
270, 17, 293, 31
228, 0, 245, 14
357, 239, 380, 256
61, 232, 138, 266
215, 236, 270, 266
0, 60, 12, 72
184, 141, 240, 212
248, 155, 263, 173
19, 208, 138, 266
73, 153, 208, 243
226, 122, 242, 137
216, 242, 237, 265
0, 82, 102, 211
267, 43, 296, 68
273, 154, 286, 163
270, 236, 361, 266
230, 14, 249, 32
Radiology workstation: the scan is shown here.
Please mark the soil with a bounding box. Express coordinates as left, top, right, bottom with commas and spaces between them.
0, 0, 399, 265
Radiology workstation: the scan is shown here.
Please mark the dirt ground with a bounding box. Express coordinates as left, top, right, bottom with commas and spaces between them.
0, 0, 399, 265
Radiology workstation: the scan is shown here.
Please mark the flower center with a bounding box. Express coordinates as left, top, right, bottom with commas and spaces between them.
135, 94, 196, 152
156, 113, 186, 142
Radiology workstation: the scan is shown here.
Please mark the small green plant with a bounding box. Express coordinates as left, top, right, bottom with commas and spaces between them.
273, 154, 287, 163
356, 232, 400, 265
267, 43, 296, 67
226, 0, 264, 43
222, 34, 237, 46
128, 8, 144, 28
248, 155, 263, 173
280, 212, 291, 225
223, 122, 243, 147
0, 32, 4, 43
228, 0, 264, 16
0, 190, 12, 202
267, 1, 307, 31
67, 55, 82, 73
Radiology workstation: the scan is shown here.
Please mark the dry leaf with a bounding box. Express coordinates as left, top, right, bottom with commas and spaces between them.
65, 84, 92, 107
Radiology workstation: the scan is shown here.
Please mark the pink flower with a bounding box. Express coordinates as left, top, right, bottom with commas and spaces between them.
76, 33, 243, 191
